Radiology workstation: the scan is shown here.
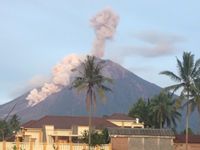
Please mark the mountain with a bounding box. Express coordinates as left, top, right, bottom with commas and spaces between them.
0, 59, 161, 121
0, 59, 199, 132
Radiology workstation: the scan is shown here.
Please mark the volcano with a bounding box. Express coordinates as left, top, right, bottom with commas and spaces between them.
0, 59, 161, 121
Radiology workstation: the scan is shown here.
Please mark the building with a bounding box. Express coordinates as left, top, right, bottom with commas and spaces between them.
16, 113, 143, 144
108, 128, 175, 150
174, 135, 200, 150
104, 113, 144, 128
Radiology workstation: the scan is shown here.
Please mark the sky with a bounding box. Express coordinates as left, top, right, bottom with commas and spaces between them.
0, 0, 200, 104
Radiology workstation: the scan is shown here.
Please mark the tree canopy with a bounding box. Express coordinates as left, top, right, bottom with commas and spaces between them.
0, 114, 20, 140
128, 92, 181, 129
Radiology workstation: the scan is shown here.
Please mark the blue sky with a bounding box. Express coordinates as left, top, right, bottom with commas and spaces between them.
0, 0, 200, 104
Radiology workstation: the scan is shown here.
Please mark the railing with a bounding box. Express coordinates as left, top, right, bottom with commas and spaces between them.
0, 141, 112, 150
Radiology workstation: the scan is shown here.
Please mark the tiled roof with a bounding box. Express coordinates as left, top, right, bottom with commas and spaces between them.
21, 115, 118, 129
174, 135, 200, 143
104, 113, 135, 120
108, 128, 175, 137
21, 120, 36, 127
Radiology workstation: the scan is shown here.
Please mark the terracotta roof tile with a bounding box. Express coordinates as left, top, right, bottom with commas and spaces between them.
22, 115, 118, 129
21, 120, 36, 128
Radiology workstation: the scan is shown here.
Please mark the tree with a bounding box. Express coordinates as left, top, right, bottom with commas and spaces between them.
128, 98, 152, 127
181, 128, 194, 135
160, 51, 200, 150
150, 92, 181, 128
0, 120, 9, 140
82, 128, 110, 147
71, 55, 112, 149
0, 114, 20, 140
128, 94, 181, 129
8, 114, 20, 133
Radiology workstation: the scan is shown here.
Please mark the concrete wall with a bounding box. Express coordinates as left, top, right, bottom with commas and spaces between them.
129, 137, 173, 150
53, 129, 72, 136
174, 143, 200, 150
24, 129, 41, 143
111, 136, 174, 150
111, 137, 128, 150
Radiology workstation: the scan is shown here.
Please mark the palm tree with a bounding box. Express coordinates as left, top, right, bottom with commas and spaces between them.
150, 92, 181, 128
160, 52, 200, 150
184, 79, 200, 118
71, 55, 112, 149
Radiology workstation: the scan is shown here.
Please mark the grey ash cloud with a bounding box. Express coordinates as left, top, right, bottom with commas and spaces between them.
108, 31, 185, 63
133, 31, 185, 57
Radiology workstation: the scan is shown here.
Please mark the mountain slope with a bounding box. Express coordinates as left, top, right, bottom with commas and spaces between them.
0, 59, 162, 122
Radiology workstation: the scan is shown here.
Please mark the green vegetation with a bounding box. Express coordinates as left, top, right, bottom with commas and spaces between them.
71, 56, 112, 149
181, 128, 194, 135
0, 114, 20, 141
160, 51, 200, 150
150, 92, 181, 128
129, 92, 181, 129
12, 145, 25, 150
128, 98, 152, 127
82, 128, 110, 147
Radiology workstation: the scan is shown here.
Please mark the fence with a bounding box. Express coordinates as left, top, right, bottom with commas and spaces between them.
0, 141, 112, 150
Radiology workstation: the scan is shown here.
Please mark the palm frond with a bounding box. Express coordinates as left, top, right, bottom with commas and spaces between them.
97, 87, 106, 103
183, 52, 194, 76
176, 57, 186, 81
160, 71, 181, 82
99, 85, 112, 92
164, 83, 184, 95
102, 77, 113, 84
191, 59, 200, 77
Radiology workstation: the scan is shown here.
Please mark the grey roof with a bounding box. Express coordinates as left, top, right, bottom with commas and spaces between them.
108, 128, 175, 137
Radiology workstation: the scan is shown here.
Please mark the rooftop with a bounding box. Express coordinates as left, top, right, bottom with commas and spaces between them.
22, 115, 118, 129
104, 113, 135, 120
108, 128, 175, 137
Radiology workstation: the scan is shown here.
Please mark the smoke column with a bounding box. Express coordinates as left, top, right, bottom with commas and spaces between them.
91, 8, 119, 58
26, 8, 119, 106
26, 54, 81, 106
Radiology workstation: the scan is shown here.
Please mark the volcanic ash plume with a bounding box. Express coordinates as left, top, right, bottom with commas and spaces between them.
26, 8, 119, 106
26, 54, 81, 106
91, 8, 119, 58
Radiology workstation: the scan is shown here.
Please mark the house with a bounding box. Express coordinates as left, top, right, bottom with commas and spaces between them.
104, 113, 144, 128
108, 128, 175, 150
174, 135, 200, 150
16, 115, 117, 143
16, 113, 144, 144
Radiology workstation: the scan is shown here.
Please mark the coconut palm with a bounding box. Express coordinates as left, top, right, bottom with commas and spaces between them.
184, 79, 200, 117
150, 92, 181, 128
160, 52, 200, 150
71, 55, 112, 149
